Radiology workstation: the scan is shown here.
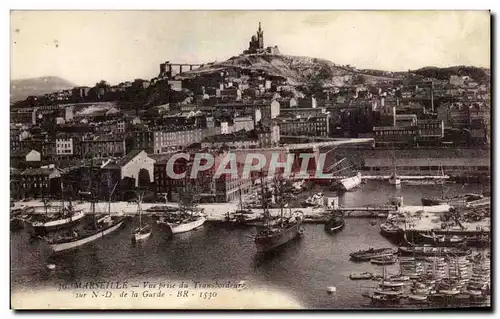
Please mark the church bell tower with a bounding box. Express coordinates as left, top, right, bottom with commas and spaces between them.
257, 22, 264, 49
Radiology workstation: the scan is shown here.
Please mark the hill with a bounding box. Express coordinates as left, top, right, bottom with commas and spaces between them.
411, 66, 490, 84
10, 76, 77, 103
177, 54, 402, 94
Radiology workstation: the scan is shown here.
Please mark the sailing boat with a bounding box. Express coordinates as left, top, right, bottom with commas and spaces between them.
245, 179, 280, 228
31, 180, 85, 235
363, 262, 404, 305
388, 146, 401, 186
46, 160, 125, 252
157, 180, 205, 234
254, 175, 304, 253
132, 191, 152, 242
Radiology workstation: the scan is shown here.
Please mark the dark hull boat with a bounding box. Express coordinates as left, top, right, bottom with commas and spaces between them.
405, 231, 467, 246
255, 219, 303, 252
350, 247, 397, 261
379, 222, 404, 241
421, 197, 448, 206
324, 213, 345, 233
398, 245, 471, 257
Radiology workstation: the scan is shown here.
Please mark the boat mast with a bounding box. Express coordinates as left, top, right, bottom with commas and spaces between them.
60, 177, 65, 211
238, 186, 243, 212
108, 181, 119, 216
278, 177, 283, 228
259, 169, 269, 228
42, 188, 48, 219
89, 158, 97, 229
137, 191, 144, 229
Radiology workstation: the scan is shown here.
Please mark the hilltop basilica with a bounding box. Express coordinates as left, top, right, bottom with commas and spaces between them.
243, 22, 281, 55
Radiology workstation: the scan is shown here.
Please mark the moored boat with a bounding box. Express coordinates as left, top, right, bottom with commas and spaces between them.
159, 214, 206, 234
254, 213, 303, 253
48, 215, 125, 252
333, 173, 362, 192
371, 255, 398, 265
350, 247, 396, 261
324, 211, 345, 233
398, 245, 471, 257
31, 208, 86, 235
131, 192, 152, 242
349, 272, 373, 280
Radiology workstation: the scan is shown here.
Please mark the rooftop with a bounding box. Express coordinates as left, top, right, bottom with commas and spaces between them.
116, 149, 145, 167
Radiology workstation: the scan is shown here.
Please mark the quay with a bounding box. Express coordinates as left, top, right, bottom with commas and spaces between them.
13, 199, 453, 223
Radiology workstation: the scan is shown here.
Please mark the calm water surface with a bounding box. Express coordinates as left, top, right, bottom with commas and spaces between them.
11, 181, 489, 309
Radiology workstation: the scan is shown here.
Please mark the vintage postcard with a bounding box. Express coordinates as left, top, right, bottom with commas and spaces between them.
10, 10, 491, 310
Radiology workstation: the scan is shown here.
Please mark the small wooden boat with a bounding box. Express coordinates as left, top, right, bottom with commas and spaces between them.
133, 225, 152, 242
350, 247, 396, 261
131, 194, 151, 242
371, 255, 397, 265
380, 280, 405, 288
324, 212, 345, 233
389, 275, 410, 282
407, 294, 428, 302
349, 272, 373, 280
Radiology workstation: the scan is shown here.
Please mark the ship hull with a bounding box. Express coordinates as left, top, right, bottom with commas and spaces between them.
50, 219, 125, 252
324, 219, 345, 233
31, 211, 86, 235
255, 222, 302, 252
162, 217, 206, 234
132, 225, 152, 242
338, 175, 362, 191
421, 197, 447, 206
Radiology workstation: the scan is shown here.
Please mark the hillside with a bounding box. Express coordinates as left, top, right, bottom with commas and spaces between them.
10, 76, 77, 103
411, 66, 490, 84
177, 54, 402, 92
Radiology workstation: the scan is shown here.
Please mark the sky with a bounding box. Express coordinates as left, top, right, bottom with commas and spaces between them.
10, 10, 491, 87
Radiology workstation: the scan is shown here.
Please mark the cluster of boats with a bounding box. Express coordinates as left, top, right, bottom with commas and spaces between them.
353, 250, 490, 306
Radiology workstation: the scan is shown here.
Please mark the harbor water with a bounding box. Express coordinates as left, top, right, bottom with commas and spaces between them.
10, 181, 490, 309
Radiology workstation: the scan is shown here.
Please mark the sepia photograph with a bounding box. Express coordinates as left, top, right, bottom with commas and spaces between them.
9, 10, 491, 310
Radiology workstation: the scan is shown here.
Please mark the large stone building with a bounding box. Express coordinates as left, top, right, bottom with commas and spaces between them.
101, 150, 156, 188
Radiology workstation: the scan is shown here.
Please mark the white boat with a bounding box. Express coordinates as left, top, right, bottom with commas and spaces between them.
408, 294, 428, 302
31, 210, 86, 233
131, 192, 152, 242
47, 178, 124, 252
133, 225, 152, 242
337, 173, 362, 191
165, 216, 206, 234
439, 288, 461, 295
380, 280, 405, 288
373, 289, 403, 296
49, 216, 125, 252
389, 275, 411, 282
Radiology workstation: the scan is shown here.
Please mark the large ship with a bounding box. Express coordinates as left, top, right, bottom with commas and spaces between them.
31, 205, 86, 235
45, 165, 125, 252
421, 193, 485, 207
48, 214, 125, 253
254, 175, 304, 252
30, 185, 86, 235
156, 180, 205, 235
